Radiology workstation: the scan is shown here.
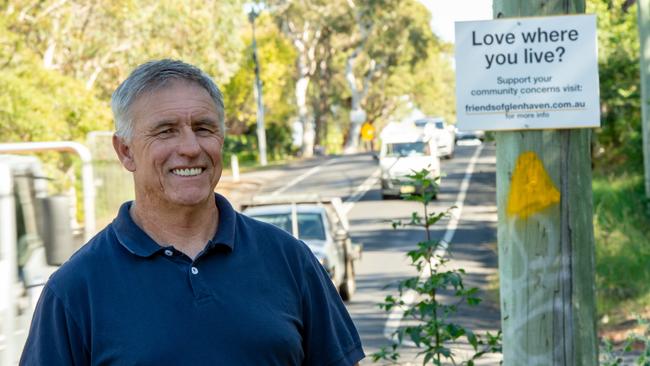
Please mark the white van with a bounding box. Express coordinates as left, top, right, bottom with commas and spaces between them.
378, 123, 441, 199
414, 117, 455, 159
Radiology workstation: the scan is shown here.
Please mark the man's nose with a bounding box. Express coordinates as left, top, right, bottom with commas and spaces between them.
177, 128, 201, 156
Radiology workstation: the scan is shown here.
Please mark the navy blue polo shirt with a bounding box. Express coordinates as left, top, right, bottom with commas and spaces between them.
20, 194, 364, 365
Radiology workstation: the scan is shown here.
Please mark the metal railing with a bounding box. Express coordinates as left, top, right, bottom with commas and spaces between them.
0, 142, 96, 241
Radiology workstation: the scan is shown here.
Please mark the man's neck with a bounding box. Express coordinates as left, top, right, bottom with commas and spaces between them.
129, 197, 219, 260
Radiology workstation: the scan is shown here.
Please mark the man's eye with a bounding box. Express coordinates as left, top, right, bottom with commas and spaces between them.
158, 129, 174, 136
196, 127, 215, 134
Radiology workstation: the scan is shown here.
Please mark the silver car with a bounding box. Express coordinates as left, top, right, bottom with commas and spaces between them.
242, 196, 362, 301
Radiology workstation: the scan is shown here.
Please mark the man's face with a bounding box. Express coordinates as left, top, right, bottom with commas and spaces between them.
113, 80, 224, 208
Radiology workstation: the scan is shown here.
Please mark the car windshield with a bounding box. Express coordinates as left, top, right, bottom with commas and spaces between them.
414, 119, 444, 130
414, 119, 428, 128
385, 142, 428, 157
251, 213, 326, 241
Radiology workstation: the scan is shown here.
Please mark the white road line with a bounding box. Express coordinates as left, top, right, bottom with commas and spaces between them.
342, 168, 381, 213
270, 158, 342, 196
383, 143, 485, 345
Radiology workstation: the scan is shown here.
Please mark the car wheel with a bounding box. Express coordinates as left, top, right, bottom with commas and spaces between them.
339, 260, 356, 301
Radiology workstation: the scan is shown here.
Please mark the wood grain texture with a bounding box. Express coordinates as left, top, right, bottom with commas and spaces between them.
493, 3, 597, 364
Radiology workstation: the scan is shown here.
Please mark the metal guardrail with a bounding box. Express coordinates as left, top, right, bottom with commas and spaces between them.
0, 142, 96, 241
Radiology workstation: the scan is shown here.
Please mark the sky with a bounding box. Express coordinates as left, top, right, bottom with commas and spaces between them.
420, 1, 493, 43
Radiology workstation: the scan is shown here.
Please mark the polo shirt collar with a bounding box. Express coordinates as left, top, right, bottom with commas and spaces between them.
112, 193, 236, 257
211, 193, 236, 251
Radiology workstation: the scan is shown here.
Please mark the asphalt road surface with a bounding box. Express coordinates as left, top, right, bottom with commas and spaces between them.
235, 142, 502, 365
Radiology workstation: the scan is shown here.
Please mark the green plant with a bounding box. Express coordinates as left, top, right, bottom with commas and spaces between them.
592, 173, 650, 316
600, 316, 650, 366
372, 169, 501, 365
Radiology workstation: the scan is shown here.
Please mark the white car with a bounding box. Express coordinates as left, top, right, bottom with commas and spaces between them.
414, 117, 455, 159
455, 129, 485, 143
378, 123, 441, 199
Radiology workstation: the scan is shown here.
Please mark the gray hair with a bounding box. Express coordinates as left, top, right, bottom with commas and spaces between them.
111, 59, 225, 142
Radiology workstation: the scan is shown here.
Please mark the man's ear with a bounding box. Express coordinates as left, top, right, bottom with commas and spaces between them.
113, 134, 136, 172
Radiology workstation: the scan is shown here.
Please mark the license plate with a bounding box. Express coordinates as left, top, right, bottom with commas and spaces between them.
400, 185, 416, 194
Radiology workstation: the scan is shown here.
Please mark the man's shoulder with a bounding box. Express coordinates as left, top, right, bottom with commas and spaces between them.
235, 212, 314, 258
236, 212, 304, 245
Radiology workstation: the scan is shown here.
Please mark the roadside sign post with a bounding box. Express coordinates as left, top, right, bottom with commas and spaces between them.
456, 1, 599, 364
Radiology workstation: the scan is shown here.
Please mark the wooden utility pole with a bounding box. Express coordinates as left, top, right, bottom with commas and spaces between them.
493, 1, 598, 365
639, 0, 650, 200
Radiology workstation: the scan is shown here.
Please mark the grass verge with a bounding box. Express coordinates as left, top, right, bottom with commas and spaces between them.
593, 171, 650, 321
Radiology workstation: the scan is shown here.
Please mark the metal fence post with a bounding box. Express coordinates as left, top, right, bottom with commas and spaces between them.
0, 162, 17, 365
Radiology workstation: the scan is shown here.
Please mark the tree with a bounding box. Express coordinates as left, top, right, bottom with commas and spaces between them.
338, 0, 452, 150
587, 0, 643, 170
223, 12, 297, 159
271, 0, 340, 157
3, 0, 246, 99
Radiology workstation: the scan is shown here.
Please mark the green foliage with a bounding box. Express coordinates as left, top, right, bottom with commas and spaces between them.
1, 0, 247, 143
373, 169, 501, 365
223, 13, 296, 142
600, 316, 650, 366
592, 172, 650, 315
587, 0, 643, 170
357, 0, 456, 126
223, 122, 297, 167
2, 0, 246, 98
1, 0, 456, 156
411, 42, 456, 124
0, 58, 112, 143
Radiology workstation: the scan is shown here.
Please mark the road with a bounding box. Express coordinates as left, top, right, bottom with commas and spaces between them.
230, 142, 502, 365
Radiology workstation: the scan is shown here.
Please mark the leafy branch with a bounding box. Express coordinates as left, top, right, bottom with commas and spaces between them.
373, 168, 502, 365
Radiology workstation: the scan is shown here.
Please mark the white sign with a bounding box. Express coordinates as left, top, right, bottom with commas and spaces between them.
350, 108, 367, 124
455, 14, 600, 131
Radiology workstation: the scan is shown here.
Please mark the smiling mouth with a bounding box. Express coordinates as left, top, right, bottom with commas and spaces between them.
171, 168, 205, 177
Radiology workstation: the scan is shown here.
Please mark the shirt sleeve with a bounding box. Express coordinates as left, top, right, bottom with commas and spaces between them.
300, 249, 365, 366
19, 285, 90, 366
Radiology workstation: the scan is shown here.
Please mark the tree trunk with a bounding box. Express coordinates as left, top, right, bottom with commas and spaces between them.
638, 0, 650, 199
296, 74, 314, 157
343, 53, 364, 153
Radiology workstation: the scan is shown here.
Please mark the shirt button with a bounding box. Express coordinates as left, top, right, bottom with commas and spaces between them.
164, 249, 173, 256
191, 267, 199, 275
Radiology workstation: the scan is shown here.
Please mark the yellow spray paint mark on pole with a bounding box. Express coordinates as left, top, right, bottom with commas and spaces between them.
507, 151, 560, 219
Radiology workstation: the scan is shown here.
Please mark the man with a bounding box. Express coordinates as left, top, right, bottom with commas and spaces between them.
20, 59, 364, 365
